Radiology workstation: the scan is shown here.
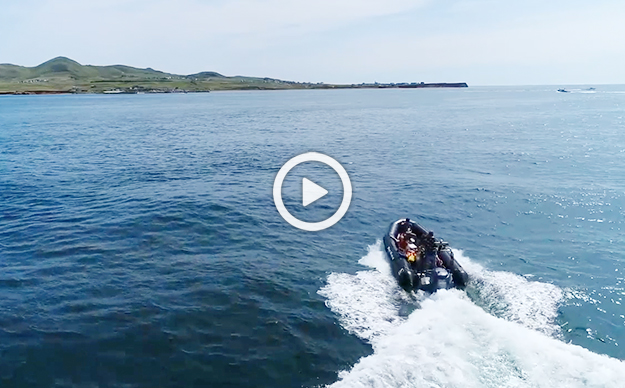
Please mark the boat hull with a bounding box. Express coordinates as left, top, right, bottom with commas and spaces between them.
383, 219, 468, 292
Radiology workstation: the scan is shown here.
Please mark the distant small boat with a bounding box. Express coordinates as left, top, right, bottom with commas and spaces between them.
585, 87, 596, 91
557, 89, 569, 93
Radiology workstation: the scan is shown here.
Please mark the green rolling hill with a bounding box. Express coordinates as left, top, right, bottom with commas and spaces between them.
0, 57, 317, 94
0, 57, 467, 94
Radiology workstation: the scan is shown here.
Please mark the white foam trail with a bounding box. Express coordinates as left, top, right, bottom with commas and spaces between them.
319, 241, 625, 388
322, 243, 418, 342
456, 250, 563, 337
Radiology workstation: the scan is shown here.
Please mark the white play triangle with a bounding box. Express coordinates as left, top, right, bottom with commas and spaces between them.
302, 177, 328, 207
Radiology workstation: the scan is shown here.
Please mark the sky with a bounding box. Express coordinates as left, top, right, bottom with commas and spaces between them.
1, 0, 624, 85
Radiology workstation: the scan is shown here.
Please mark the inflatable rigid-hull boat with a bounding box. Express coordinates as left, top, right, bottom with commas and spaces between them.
383, 219, 468, 292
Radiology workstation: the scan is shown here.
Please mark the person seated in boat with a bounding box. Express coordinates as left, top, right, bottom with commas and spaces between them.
397, 232, 409, 252
422, 231, 446, 267
397, 227, 421, 263
411, 231, 446, 269
397, 229, 417, 251
405, 240, 421, 263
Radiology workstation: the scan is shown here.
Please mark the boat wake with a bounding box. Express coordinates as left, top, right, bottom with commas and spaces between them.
318, 241, 625, 388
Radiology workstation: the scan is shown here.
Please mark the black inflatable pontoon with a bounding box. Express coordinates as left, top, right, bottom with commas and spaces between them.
383, 218, 468, 292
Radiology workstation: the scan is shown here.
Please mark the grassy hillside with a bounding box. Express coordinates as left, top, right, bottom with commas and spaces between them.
0, 57, 318, 93
0, 57, 467, 94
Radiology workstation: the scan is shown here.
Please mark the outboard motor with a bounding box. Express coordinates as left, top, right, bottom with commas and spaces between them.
416, 267, 453, 292
433, 267, 453, 289
414, 249, 446, 292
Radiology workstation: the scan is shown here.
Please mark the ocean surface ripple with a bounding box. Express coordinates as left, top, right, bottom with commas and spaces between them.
1, 87, 624, 387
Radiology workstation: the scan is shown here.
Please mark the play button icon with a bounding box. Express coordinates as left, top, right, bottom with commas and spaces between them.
273, 152, 352, 231
302, 178, 328, 207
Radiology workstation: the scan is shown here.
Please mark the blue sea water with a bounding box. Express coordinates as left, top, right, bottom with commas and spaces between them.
1, 87, 624, 387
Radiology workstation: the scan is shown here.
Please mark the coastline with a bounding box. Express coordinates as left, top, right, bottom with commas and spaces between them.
0, 57, 468, 95
0, 82, 468, 95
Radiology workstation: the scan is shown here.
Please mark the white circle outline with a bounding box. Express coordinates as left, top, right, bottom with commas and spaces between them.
273, 152, 352, 231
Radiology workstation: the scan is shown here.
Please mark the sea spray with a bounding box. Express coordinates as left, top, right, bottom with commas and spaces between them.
319, 241, 625, 388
